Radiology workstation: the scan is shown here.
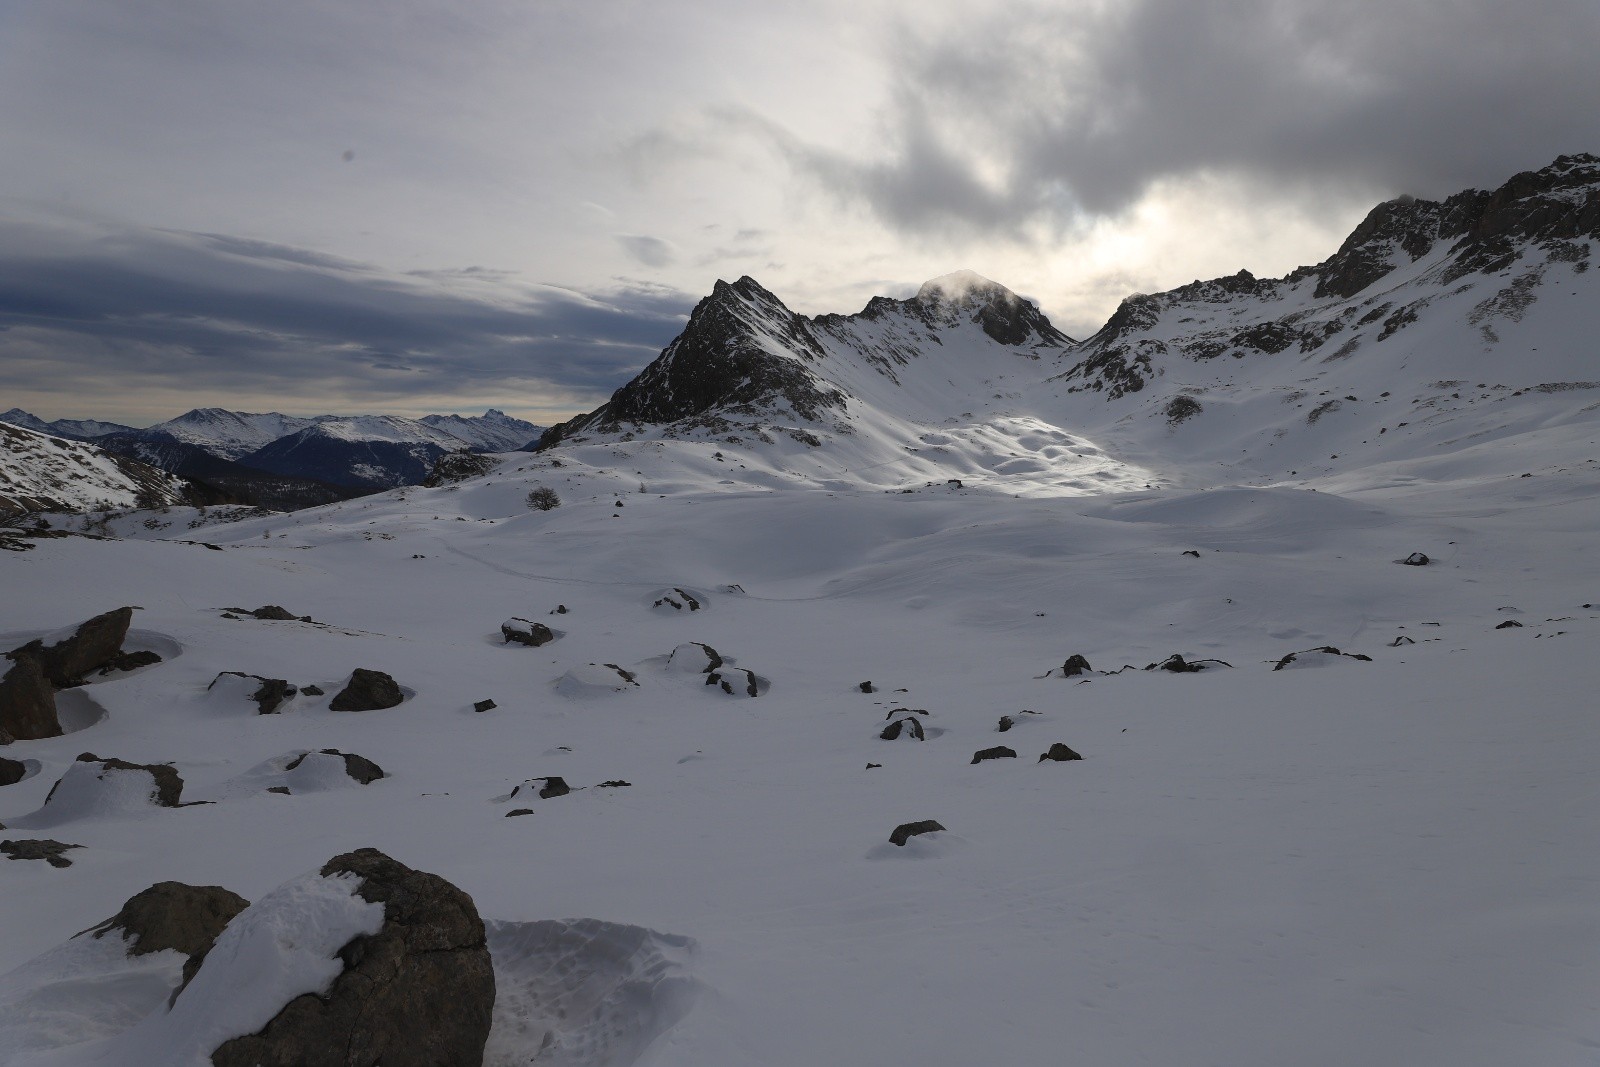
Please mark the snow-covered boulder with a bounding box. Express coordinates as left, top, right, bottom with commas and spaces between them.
329, 668, 404, 712
501, 618, 555, 647
650, 587, 705, 613
556, 663, 640, 697
1272, 646, 1373, 670
207, 672, 298, 714
705, 666, 763, 697
14, 754, 183, 828
666, 642, 723, 674
880, 717, 925, 741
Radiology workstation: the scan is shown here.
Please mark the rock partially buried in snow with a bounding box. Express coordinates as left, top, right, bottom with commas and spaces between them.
880, 717, 925, 741
17, 606, 136, 687
1390, 635, 1416, 646
1272, 646, 1373, 670
284, 749, 386, 786
556, 663, 640, 696
1059, 654, 1093, 677
0, 651, 58, 742
501, 776, 570, 801
208, 672, 298, 714
205, 848, 495, 1067
1397, 552, 1431, 566
666, 642, 723, 674
21, 753, 184, 825
1146, 654, 1232, 673
1039, 743, 1084, 762
500, 618, 555, 647
86, 880, 251, 1001
650, 587, 703, 612
970, 746, 1017, 764
0, 755, 27, 786
706, 666, 761, 697
1, 838, 82, 867
329, 669, 404, 712
889, 820, 945, 847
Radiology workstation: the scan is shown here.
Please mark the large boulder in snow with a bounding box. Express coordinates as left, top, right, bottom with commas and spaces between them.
0, 838, 81, 867
970, 746, 1017, 764
0, 651, 59, 742
35, 753, 184, 819
1039, 743, 1084, 763
19, 607, 136, 687
207, 848, 494, 1067
500, 618, 555, 647
705, 667, 761, 697
88, 881, 251, 962
1059, 654, 1093, 677
666, 642, 723, 674
329, 669, 404, 712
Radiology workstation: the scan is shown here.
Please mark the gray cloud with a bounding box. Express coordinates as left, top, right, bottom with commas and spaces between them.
747, 0, 1600, 239
616, 234, 678, 268
0, 220, 696, 424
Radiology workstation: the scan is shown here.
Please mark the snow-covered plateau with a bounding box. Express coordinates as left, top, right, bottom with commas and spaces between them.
1, 156, 1597, 1065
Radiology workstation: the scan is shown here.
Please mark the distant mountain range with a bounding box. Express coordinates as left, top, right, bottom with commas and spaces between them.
0, 407, 543, 501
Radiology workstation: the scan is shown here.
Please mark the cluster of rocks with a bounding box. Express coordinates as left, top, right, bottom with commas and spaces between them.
2, 607, 149, 743
208, 668, 404, 714
221, 605, 318, 623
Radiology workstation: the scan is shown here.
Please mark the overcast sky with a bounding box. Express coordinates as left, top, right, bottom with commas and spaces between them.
2, 0, 1596, 425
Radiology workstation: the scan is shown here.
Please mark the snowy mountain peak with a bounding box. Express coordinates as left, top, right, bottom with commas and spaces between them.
915, 270, 1016, 308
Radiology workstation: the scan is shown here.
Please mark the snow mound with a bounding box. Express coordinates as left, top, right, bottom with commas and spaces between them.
556, 664, 641, 697
483, 918, 699, 1067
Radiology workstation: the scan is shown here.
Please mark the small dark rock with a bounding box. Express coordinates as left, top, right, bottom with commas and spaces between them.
1495, 619, 1524, 629
536, 776, 569, 799
596, 780, 632, 788
1039, 743, 1084, 762
1, 838, 81, 867
551, 605, 569, 614
859, 680, 875, 693
329, 669, 404, 712
1182, 549, 1201, 557
86, 881, 250, 964
209, 672, 298, 714
96, 650, 162, 675
1389, 635, 1416, 646
285, 749, 386, 785
865, 763, 882, 770
505, 808, 534, 818
302, 685, 325, 696
1398, 552, 1430, 566
1060, 654, 1092, 677
970, 746, 1017, 764
267, 786, 291, 795
889, 820, 945, 847
472, 699, 497, 713
1146, 654, 1232, 673
880, 717, 925, 741
996, 715, 1014, 732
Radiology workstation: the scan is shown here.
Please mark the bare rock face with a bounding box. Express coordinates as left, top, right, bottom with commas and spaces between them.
889, 820, 945, 847
27, 607, 136, 687
329, 669, 404, 712
88, 880, 251, 958
209, 848, 495, 1067
0, 652, 59, 743
1, 838, 81, 867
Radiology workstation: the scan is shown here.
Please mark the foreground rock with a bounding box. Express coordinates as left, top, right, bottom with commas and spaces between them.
2, 606, 138, 742
0, 652, 58, 742
330, 669, 405, 712
889, 820, 945, 847
207, 848, 495, 1067
88, 880, 251, 999
22, 606, 135, 687
0, 755, 26, 786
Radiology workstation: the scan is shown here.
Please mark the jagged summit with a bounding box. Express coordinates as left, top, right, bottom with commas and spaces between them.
537, 272, 1075, 447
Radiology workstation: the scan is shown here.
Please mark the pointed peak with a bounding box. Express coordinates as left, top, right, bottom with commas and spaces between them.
915, 270, 1019, 308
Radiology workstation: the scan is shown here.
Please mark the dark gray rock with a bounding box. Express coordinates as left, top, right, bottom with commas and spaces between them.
208, 848, 495, 1067
1496, 619, 1524, 629
250, 605, 300, 621
1398, 552, 1430, 566
0, 756, 25, 786
87, 880, 250, 958
500, 618, 555, 647
1, 838, 81, 867
330, 669, 404, 712
1039, 743, 1084, 762
472, 699, 496, 713
596, 780, 632, 788
96, 650, 163, 675
23, 607, 135, 687
889, 820, 945, 847
858, 681, 875, 693
285, 750, 386, 785
996, 715, 1014, 732
535, 777, 569, 799
652, 588, 701, 612
302, 685, 325, 696
1146, 654, 1232, 673
0, 651, 59, 742
1389, 635, 1416, 646
706, 667, 760, 697
505, 808, 534, 818
1060, 654, 1093, 677
880, 717, 925, 741
970, 746, 1017, 764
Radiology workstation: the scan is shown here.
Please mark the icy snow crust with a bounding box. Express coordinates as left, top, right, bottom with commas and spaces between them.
3, 255, 1600, 1063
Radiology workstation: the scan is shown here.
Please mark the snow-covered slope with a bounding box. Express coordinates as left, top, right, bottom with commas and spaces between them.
140, 409, 318, 461
237, 416, 477, 489
0, 423, 195, 518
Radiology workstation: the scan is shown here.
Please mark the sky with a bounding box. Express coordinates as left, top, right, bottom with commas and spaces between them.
1, 0, 1596, 427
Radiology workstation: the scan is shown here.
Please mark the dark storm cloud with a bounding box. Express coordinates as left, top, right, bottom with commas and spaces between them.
767, 0, 1600, 238
0, 220, 696, 416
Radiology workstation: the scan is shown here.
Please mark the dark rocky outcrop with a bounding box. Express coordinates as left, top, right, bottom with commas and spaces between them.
21, 607, 135, 687
500, 618, 555, 647
880, 717, 925, 741
1039, 743, 1084, 762
209, 848, 494, 1067
859, 680, 875, 693
0, 652, 59, 742
1, 838, 81, 867
1398, 552, 1430, 566
889, 820, 945, 847
996, 715, 1014, 732
652, 588, 701, 612
505, 808, 534, 818
472, 699, 496, 713
667, 642, 723, 673
249, 606, 301, 621
421, 450, 495, 487
285, 750, 387, 785
1059, 654, 1093, 678
970, 746, 1017, 764
330, 669, 404, 712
